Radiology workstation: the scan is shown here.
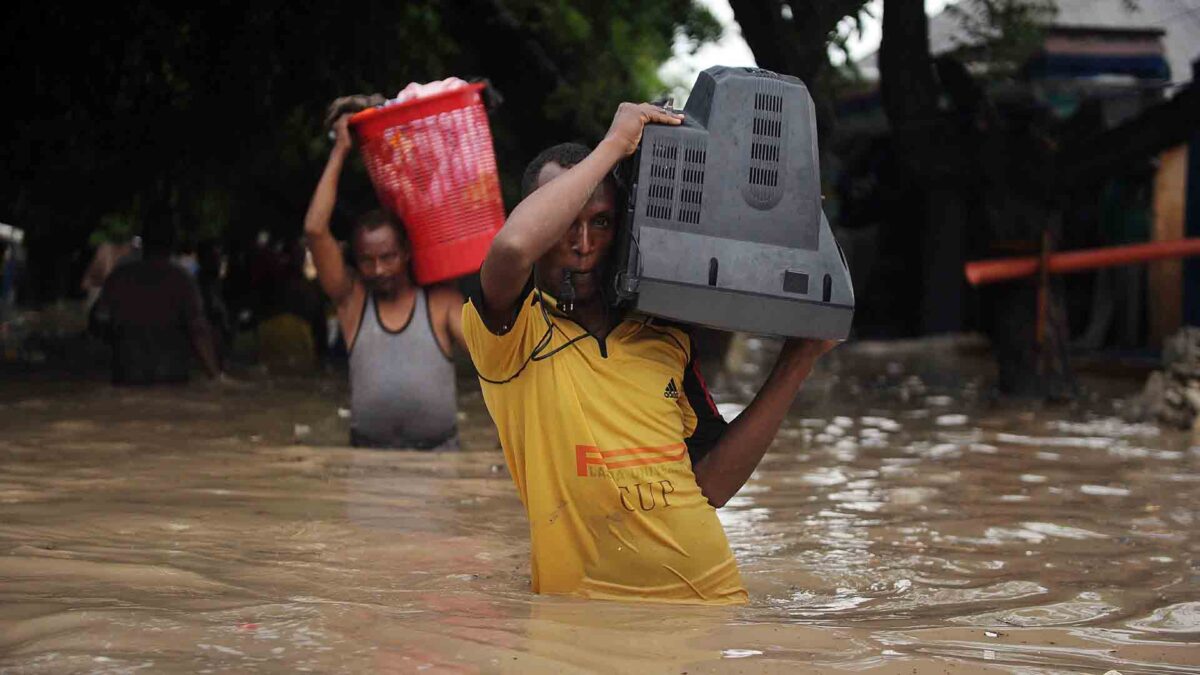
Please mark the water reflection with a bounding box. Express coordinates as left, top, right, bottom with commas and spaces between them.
1, 337, 1199, 672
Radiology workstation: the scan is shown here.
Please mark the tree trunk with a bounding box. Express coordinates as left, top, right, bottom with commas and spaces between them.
728, 0, 866, 159
879, 0, 968, 333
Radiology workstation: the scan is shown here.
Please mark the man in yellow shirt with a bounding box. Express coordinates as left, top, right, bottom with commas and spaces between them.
463, 102, 837, 604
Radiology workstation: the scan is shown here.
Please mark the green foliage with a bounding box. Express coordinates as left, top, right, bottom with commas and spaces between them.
89, 213, 138, 248
726, 0, 872, 142
828, 3, 879, 85
507, 0, 720, 138
944, 0, 1143, 80
943, 0, 1058, 77
3, 0, 717, 270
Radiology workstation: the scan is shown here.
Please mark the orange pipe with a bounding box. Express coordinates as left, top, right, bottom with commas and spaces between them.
965, 238, 1200, 286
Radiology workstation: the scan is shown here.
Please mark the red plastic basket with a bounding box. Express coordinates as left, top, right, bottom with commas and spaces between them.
349, 83, 505, 284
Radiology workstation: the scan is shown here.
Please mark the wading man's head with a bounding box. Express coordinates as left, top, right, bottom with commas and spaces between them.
352, 210, 410, 297
522, 143, 618, 307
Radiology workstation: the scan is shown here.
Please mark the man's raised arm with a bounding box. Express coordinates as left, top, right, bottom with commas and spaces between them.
477, 103, 683, 329
303, 113, 356, 305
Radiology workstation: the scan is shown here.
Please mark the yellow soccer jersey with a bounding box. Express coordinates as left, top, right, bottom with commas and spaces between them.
463, 285, 747, 605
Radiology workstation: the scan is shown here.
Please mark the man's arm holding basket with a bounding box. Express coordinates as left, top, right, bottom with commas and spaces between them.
303, 111, 356, 305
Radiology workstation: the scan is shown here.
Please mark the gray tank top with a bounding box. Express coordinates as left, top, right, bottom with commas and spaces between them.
349, 289, 458, 450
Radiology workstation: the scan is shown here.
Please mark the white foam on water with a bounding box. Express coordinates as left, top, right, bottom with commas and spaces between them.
1127, 602, 1200, 633
1046, 418, 1160, 438
1080, 485, 1131, 497
1021, 522, 1106, 540
721, 649, 763, 659
861, 416, 902, 432
926, 443, 961, 459
717, 402, 746, 420
996, 433, 1112, 449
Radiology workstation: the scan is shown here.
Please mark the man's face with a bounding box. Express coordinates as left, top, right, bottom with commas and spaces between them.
534, 163, 617, 306
354, 226, 409, 297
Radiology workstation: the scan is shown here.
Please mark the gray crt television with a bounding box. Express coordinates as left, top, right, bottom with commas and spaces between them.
611, 65, 854, 339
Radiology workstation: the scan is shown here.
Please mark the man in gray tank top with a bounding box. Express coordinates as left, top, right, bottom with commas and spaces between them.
302, 99, 466, 450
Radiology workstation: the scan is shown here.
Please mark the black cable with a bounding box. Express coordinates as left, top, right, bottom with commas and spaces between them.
471, 319, 553, 385
472, 276, 601, 385
473, 282, 694, 386
529, 283, 597, 362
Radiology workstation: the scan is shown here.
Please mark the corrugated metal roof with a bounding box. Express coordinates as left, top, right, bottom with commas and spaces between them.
861, 0, 1200, 82
945, 0, 1200, 81
1042, 0, 1196, 81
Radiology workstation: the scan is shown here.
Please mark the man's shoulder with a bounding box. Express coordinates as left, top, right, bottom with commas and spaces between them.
107, 259, 156, 283
425, 281, 465, 309
462, 274, 537, 337
635, 315, 691, 335
624, 315, 692, 355
162, 262, 200, 287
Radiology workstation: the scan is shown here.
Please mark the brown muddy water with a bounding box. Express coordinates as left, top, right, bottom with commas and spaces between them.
1, 336, 1198, 674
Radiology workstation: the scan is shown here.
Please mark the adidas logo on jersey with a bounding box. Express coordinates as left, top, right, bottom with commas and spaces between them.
664, 378, 680, 399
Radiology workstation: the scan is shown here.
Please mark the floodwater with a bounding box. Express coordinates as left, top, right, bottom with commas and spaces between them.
1, 336, 1198, 674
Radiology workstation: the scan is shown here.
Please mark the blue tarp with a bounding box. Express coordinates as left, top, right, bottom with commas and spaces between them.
1025, 54, 1171, 81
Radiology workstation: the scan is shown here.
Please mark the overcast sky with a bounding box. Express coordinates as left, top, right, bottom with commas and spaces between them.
659, 0, 960, 100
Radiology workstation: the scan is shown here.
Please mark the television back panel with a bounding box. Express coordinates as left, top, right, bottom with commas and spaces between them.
614, 66, 854, 339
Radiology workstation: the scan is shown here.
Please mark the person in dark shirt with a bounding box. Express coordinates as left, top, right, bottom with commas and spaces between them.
93, 226, 223, 384
267, 238, 329, 361
196, 238, 233, 368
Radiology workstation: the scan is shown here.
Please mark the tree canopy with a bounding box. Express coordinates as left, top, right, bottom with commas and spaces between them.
727, 0, 872, 140
2, 0, 719, 280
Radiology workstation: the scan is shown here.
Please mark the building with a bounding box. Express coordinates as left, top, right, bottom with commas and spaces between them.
835, 0, 1199, 346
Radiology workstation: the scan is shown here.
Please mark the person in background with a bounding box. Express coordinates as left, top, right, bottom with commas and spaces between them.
93, 223, 224, 385
257, 239, 328, 373
302, 97, 466, 449
174, 242, 199, 277
1076, 167, 1153, 350
81, 232, 138, 313
196, 239, 233, 368
0, 239, 23, 315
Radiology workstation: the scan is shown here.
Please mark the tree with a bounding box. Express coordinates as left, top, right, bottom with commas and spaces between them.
941, 0, 1057, 77
727, 0, 872, 142
0, 0, 718, 302
879, 0, 1075, 397
444, 0, 720, 197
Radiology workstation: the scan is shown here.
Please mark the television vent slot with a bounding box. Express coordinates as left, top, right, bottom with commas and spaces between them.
743, 78, 786, 209
753, 92, 783, 114
644, 138, 678, 221
678, 139, 706, 226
